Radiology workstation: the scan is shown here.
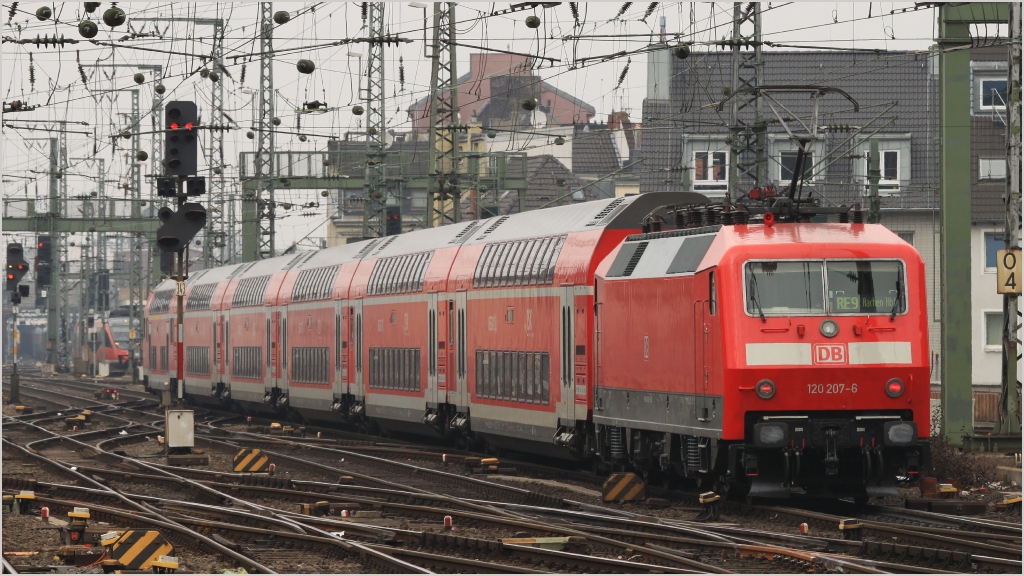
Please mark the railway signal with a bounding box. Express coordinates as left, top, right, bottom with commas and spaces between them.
37, 235, 51, 263
164, 101, 198, 176
155, 203, 207, 253
36, 262, 51, 286
385, 205, 402, 236
6, 243, 29, 294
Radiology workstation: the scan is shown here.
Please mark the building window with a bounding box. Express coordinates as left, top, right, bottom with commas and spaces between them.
980, 79, 1008, 110
693, 151, 727, 191
985, 312, 1003, 348
780, 151, 813, 182
985, 232, 1004, 269
880, 150, 900, 190
979, 158, 1007, 180
411, 191, 427, 209
896, 232, 914, 246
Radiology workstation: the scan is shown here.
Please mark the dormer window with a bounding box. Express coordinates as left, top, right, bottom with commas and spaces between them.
852, 136, 911, 196
979, 78, 1008, 111
879, 150, 900, 192
692, 150, 728, 192
971, 61, 1008, 116
780, 151, 814, 182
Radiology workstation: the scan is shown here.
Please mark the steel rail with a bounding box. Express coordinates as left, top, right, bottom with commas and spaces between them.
3, 426, 275, 573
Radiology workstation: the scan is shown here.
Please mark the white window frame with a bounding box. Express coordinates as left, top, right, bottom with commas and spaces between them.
978, 78, 1008, 111
971, 62, 1009, 116
852, 136, 911, 197
896, 232, 914, 246
984, 231, 1003, 273
691, 150, 728, 192
978, 158, 1007, 181
778, 150, 815, 183
878, 149, 901, 192
984, 310, 1003, 351
768, 135, 825, 185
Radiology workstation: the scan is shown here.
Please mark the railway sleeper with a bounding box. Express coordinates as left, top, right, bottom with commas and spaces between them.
860, 539, 972, 570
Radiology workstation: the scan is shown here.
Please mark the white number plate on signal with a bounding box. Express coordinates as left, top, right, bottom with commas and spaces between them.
807, 383, 858, 394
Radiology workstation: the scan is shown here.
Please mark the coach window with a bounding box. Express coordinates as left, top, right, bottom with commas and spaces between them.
745, 261, 825, 316
709, 271, 716, 315
537, 237, 556, 284
496, 243, 515, 287
546, 236, 564, 283
504, 241, 525, 285
485, 244, 502, 288
473, 245, 491, 288
504, 242, 521, 285
530, 238, 551, 285
516, 240, 538, 286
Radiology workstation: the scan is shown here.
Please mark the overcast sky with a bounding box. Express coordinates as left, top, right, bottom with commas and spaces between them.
1, 2, 958, 256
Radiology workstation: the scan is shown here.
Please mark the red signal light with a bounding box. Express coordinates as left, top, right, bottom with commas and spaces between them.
184, 122, 194, 130
170, 122, 179, 130
6, 273, 14, 281
38, 241, 44, 247
755, 379, 776, 399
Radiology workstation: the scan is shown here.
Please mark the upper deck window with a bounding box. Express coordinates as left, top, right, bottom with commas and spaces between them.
745, 260, 906, 317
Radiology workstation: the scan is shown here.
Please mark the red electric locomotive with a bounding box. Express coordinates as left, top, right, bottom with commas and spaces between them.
144, 191, 930, 500
594, 215, 930, 500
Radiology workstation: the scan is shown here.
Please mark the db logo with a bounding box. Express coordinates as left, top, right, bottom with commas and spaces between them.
813, 343, 847, 364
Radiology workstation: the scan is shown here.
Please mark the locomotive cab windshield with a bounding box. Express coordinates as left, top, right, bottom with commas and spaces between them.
744, 259, 906, 317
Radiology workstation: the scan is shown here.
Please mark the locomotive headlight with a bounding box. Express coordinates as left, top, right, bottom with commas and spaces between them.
883, 421, 916, 446
885, 377, 905, 398
820, 319, 839, 338
754, 422, 788, 447
755, 379, 776, 399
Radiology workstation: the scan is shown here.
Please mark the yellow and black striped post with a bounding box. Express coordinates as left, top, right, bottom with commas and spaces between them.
107, 530, 174, 570
233, 448, 270, 473
601, 472, 646, 503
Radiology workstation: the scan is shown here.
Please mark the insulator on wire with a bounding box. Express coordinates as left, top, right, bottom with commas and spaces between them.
361, 2, 368, 21
30, 34, 74, 48
616, 57, 630, 89
7, 3, 18, 24
642, 3, 658, 22
28, 52, 35, 90
569, 2, 579, 24
398, 57, 405, 91
614, 2, 632, 20
239, 63, 247, 85
77, 51, 88, 86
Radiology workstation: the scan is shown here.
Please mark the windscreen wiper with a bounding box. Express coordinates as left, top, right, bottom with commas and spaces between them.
890, 274, 903, 321
749, 275, 766, 323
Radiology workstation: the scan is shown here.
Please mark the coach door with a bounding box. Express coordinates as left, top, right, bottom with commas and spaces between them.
426, 293, 441, 407
268, 311, 280, 390
693, 299, 711, 422
453, 291, 468, 408
335, 301, 347, 398
557, 286, 575, 425
353, 299, 364, 400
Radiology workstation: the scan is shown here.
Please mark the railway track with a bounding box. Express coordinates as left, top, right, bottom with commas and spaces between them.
5, 371, 1021, 574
